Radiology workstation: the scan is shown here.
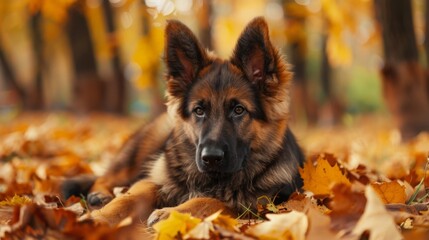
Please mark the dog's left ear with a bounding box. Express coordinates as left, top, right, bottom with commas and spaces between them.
231, 17, 276, 85
165, 20, 208, 97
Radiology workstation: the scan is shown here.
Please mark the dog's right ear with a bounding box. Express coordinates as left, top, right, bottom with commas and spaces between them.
165, 20, 208, 97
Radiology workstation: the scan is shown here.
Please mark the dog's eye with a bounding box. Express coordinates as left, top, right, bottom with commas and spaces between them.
233, 105, 246, 116
194, 107, 205, 117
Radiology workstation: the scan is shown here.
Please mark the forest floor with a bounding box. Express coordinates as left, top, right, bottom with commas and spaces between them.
0, 112, 428, 239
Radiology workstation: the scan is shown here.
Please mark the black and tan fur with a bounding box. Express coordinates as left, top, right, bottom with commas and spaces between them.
62, 17, 304, 226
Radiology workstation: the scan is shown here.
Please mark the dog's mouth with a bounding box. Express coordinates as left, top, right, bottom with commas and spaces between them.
200, 156, 246, 177
205, 170, 237, 179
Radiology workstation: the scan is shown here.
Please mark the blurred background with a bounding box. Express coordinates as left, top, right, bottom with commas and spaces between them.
0, 0, 428, 140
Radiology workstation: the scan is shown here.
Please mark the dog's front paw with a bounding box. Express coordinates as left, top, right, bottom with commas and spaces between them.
87, 192, 113, 208
147, 207, 174, 227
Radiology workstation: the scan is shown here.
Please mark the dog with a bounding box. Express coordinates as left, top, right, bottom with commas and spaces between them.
62, 16, 304, 226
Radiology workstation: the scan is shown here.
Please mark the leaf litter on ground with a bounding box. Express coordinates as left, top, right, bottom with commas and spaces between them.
0, 113, 429, 239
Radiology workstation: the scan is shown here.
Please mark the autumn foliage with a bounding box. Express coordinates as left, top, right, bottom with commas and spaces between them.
0, 114, 429, 239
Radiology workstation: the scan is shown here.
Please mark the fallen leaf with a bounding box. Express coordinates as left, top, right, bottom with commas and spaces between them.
212, 213, 238, 231
153, 211, 201, 240
306, 206, 338, 240
246, 211, 308, 240
300, 155, 351, 196
184, 211, 221, 239
352, 186, 402, 240
277, 192, 312, 213
184, 218, 212, 239
328, 183, 366, 232
184, 210, 239, 239
214, 225, 256, 240
0, 195, 32, 207
371, 181, 406, 204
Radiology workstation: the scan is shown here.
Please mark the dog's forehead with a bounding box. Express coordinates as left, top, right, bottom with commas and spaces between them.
190, 61, 255, 104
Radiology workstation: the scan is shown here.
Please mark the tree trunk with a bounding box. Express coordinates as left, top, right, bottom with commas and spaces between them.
102, 0, 126, 114
425, 0, 429, 98
321, 35, 331, 101
374, 0, 429, 141
284, 0, 318, 124
28, 11, 44, 109
317, 33, 344, 126
197, 0, 213, 50
66, 3, 105, 112
425, 0, 429, 63
0, 43, 26, 103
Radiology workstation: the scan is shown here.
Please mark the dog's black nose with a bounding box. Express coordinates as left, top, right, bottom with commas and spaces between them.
201, 146, 224, 167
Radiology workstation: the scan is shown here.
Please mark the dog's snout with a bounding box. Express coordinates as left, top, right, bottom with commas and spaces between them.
201, 146, 224, 167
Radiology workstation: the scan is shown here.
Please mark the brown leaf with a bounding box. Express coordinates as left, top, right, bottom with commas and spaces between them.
2, 203, 121, 239
328, 183, 366, 232
371, 181, 406, 204
277, 192, 312, 213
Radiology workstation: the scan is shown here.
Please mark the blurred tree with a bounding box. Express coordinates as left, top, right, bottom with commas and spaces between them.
284, 1, 318, 124
374, 0, 429, 140
28, 11, 44, 109
0, 43, 26, 104
101, 0, 126, 114
318, 18, 345, 126
0, 4, 45, 110
128, 4, 166, 117
197, 0, 213, 50
426, 0, 429, 63
66, 2, 105, 112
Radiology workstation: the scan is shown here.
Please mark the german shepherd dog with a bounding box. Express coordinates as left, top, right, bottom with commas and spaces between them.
63, 17, 304, 226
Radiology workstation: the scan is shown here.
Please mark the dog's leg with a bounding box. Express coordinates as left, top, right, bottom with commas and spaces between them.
90, 179, 158, 226
147, 197, 235, 227
87, 113, 174, 207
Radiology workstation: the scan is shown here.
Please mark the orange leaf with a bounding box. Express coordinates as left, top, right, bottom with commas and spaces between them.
299, 156, 350, 196
370, 181, 406, 204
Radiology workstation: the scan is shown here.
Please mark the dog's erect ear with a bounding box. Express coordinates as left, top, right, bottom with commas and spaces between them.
165, 20, 208, 93
231, 17, 276, 84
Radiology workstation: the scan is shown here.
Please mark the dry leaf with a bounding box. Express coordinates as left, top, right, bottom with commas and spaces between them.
212, 213, 238, 231
183, 210, 239, 239
328, 183, 366, 232
0, 195, 32, 207
184, 211, 221, 239
306, 206, 337, 240
278, 193, 312, 213
246, 211, 308, 240
371, 181, 406, 204
153, 211, 201, 240
352, 186, 402, 240
300, 156, 351, 196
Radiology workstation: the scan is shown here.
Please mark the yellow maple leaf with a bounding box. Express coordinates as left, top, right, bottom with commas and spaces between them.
299, 156, 351, 196
153, 211, 201, 240
370, 181, 406, 204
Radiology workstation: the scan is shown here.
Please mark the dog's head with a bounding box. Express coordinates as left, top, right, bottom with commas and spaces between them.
164, 17, 292, 175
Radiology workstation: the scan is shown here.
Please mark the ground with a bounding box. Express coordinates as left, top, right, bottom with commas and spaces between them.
0, 112, 428, 239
